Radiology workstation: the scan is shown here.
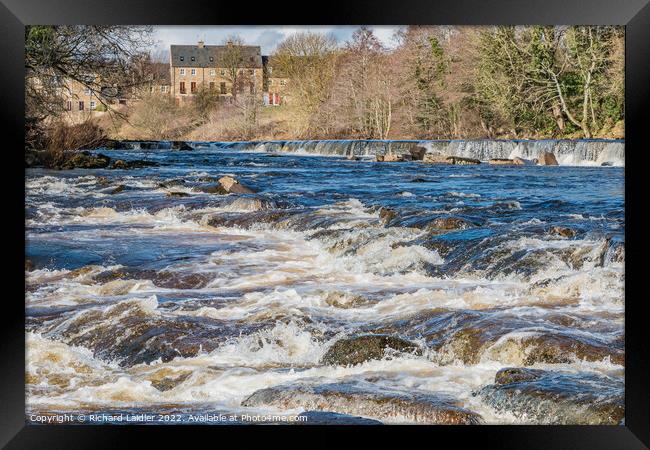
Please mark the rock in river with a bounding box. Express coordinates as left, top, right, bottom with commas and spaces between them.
60, 151, 111, 169
242, 380, 483, 424
423, 154, 481, 165
476, 367, 624, 424
549, 226, 576, 238
218, 176, 256, 194
537, 151, 559, 166
320, 334, 421, 366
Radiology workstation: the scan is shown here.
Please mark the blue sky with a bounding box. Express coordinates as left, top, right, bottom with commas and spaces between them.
151, 26, 402, 57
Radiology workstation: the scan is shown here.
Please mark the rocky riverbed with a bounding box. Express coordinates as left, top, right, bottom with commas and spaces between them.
25, 144, 624, 424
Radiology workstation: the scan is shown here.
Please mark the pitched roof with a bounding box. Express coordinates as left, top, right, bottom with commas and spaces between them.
170, 44, 263, 69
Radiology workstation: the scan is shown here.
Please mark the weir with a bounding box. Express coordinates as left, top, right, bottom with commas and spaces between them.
111, 139, 625, 166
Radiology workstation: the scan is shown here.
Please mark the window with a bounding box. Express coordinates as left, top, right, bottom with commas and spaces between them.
280, 79, 287, 86
210, 69, 216, 76
180, 56, 184, 61
161, 85, 168, 93
191, 56, 195, 61
209, 82, 215, 90
191, 68, 196, 76
180, 68, 186, 76
84, 88, 91, 95
220, 82, 226, 94
220, 69, 226, 76
268, 79, 273, 86
90, 101, 96, 110
209, 56, 214, 62
248, 69, 254, 75
66, 100, 72, 111
78, 101, 84, 111
249, 82, 255, 94
179, 82, 186, 94
190, 81, 197, 93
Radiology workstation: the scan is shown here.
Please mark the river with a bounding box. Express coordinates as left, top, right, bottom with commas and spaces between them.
25, 142, 625, 424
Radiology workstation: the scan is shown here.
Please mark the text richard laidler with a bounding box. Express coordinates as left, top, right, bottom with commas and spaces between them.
28, 412, 309, 424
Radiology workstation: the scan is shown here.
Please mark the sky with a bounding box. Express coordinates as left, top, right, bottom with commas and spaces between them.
151, 26, 402, 58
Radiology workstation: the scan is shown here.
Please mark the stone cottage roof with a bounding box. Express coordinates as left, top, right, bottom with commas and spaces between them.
170, 44, 263, 69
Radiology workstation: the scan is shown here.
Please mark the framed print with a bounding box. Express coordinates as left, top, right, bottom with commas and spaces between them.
2, 0, 649, 447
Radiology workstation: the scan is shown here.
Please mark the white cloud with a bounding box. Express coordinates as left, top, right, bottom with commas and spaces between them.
151, 25, 403, 56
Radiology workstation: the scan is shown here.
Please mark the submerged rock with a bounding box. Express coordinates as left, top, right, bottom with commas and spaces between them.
147, 369, 192, 391
111, 159, 159, 170
158, 179, 186, 188
476, 368, 624, 424
321, 334, 421, 366
218, 176, 256, 194
242, 380, 483, 424
427, 217, 474, 231
167, 191, 190, 198
438, 324, 624, 366
549, 226, 576, 238
378, 207, 398, 225
108, 184, 125, 195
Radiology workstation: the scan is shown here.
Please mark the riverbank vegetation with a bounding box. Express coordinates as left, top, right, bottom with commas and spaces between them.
26, 25, 624, 160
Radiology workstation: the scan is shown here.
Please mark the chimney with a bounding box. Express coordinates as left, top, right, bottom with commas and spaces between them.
198, 40, 204, 48
227, 40, 233, 46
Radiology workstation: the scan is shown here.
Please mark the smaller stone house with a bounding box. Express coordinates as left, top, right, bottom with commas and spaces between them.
262, 56, 290, 106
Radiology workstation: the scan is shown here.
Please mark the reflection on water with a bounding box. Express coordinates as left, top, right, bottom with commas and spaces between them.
25, 148, 624, 424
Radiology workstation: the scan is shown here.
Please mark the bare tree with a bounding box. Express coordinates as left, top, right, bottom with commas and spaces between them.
25, 25, 153, 123
221, 35, 246, 100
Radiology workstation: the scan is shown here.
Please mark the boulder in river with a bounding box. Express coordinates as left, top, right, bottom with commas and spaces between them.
242, 380, 483, 424
60, 151, 111, 169
375, 154, 385, 162
218, 176, 256, 194
476, 367, 624, 424
321, 334, 421, 366
409, 146, 427, 161
537, 151, 559, 166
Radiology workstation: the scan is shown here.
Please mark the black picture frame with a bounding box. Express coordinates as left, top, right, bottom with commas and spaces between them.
3, 0, 649, 447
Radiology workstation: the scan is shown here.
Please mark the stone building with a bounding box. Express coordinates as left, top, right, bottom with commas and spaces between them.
169, 40, 264, 102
